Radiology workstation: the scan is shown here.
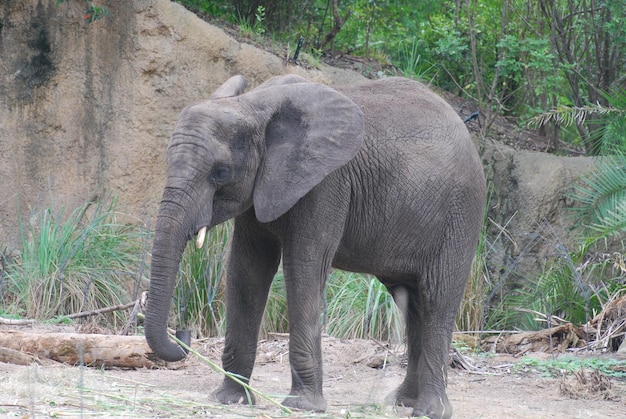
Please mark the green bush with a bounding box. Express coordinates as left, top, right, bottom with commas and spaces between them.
3, 198, 146, 327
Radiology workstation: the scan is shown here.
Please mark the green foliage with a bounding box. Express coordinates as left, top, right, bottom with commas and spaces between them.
395, 37, 436, 82
175, 0, 224, 16
261, 269, 289, 335
561, 90, 626, 238
235, 4, 267, 37
3, 198, 145, 327
516, 355, 626, 379
175, 223, 231, 337
488, 238, 626, 331
325, 271, 403, 341
457, 184, 494, 333
172, 0, 626, 152
531, 90, 626, 155
570, 154, 626, 239
55, 0, 109, 23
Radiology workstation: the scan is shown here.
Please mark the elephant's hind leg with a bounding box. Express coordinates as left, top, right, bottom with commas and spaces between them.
385, 203, 479, 419
384, 279, 459, 419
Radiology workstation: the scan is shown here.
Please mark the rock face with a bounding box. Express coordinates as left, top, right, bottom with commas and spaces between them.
482, 141, 595, 286
0, 0, 363, 247
0, 0, 595, 286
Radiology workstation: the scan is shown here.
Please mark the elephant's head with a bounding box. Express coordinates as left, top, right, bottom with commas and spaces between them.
145, 75, 365, 361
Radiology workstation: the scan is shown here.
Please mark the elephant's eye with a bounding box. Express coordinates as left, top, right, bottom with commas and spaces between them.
210, 165, 232, 185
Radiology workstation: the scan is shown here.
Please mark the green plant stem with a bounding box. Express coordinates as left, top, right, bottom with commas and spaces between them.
168, 332, 293, 414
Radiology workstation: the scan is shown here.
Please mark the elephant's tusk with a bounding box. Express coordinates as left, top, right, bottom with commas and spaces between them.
196, 226, 207, 249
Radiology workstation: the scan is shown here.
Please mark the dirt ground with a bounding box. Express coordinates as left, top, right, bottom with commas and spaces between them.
1, 329, 625, 419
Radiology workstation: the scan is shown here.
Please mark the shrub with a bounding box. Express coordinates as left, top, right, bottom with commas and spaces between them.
3, 198, 146, 327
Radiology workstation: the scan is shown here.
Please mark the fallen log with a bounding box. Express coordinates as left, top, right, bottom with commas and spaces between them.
0, 346, 37, 365
0, 317, 35, 326
0, 330, 171, 369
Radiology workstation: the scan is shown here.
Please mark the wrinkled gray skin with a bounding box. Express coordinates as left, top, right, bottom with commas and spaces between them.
145, 74, 485, 419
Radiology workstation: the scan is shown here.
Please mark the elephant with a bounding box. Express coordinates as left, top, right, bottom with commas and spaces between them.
144, 74, 486, 419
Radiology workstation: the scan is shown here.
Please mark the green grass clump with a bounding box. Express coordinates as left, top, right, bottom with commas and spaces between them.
175, 222, 230, 337
515, 355, 626, 378
325, 271, 403, 342
396, 36, 436, 82
239, 268, 403, 341
3, 197, 146, 327
261, 269, 289, 335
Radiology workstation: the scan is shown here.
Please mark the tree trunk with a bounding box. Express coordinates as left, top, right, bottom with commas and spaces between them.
319, 0, 351, 50
0, 330, 171, 368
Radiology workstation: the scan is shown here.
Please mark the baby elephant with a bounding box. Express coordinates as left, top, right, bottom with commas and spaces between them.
144, 74, 485, 419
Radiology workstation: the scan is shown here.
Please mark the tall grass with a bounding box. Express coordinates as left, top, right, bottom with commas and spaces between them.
3, 198, 145, 327
175, 222, 231, 338
175, 236, 404, 341
1, 195, 492, 342
325, 271, 403, 342
261, 269, 289, 336
456, 217, 491, 333
395, 36, 436, 82
491, 240, 625, 331
457, 182, 498, 333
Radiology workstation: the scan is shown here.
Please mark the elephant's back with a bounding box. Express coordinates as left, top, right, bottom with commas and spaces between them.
337, 78, 472, 160
338, 77, 480, 185
331, 78, 485, 274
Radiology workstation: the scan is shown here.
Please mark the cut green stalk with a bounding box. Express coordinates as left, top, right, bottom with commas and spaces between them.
168, 332, 293, 414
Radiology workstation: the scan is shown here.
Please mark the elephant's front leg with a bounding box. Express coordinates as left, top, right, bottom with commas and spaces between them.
214, 216, 281, 405
280, 248, 331, 412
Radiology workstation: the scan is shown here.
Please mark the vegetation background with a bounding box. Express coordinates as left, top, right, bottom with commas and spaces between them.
3, 0, 625, 349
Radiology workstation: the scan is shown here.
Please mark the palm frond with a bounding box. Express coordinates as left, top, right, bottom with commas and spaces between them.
570, 153, 626, 239
587, 197, 626, 238
529, 104, 625, 129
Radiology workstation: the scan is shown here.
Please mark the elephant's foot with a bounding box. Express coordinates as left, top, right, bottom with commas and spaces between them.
385, 387, 451, 419
384, 384, 417, 408
213, 381, 256, 406
281, 391, 327, 412
410, 394, 452, 419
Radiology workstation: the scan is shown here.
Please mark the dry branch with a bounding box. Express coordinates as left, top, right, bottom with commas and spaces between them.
1, 298, 140, 326
0, 330, 170, 368
560, 369, 620, 401
583, 294, 626, 351
481, 323, 586, 355
65, 300, 138, 319
480, 293, 626, 355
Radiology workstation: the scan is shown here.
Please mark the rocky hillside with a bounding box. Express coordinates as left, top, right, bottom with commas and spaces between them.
0, 0, 595, 283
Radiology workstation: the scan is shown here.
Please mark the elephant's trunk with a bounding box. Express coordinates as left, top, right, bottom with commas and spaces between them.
144, 203, 192, 362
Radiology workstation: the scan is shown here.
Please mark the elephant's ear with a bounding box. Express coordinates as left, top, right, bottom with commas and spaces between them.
242, 82, 365, 223
210, 75, 248, 99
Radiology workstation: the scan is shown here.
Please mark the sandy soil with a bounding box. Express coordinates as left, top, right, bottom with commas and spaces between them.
1, 331, 625, 419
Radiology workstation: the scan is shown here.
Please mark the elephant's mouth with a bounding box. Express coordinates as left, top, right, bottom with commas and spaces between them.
196, 226, 208, 249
